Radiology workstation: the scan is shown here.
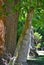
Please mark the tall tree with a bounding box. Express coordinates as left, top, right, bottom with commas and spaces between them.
13, 7, 34, 65
5, 0, 20, 56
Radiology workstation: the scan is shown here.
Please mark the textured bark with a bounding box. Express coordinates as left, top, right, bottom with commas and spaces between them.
14, 8, 34, 64
5, 0, 19, 56
0, 0, 5, 56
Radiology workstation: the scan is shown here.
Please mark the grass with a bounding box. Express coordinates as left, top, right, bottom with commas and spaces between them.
27, 56, 44, 65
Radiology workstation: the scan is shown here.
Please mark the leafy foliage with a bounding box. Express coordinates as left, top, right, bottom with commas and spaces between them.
32, 8, 44, 42
34, 32, 42, 49
34, 32, 42, 43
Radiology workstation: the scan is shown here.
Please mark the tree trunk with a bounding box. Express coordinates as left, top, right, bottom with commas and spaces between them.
0, 0, 6, 56
5, 0, 19, 56
15, 7, 34, 64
